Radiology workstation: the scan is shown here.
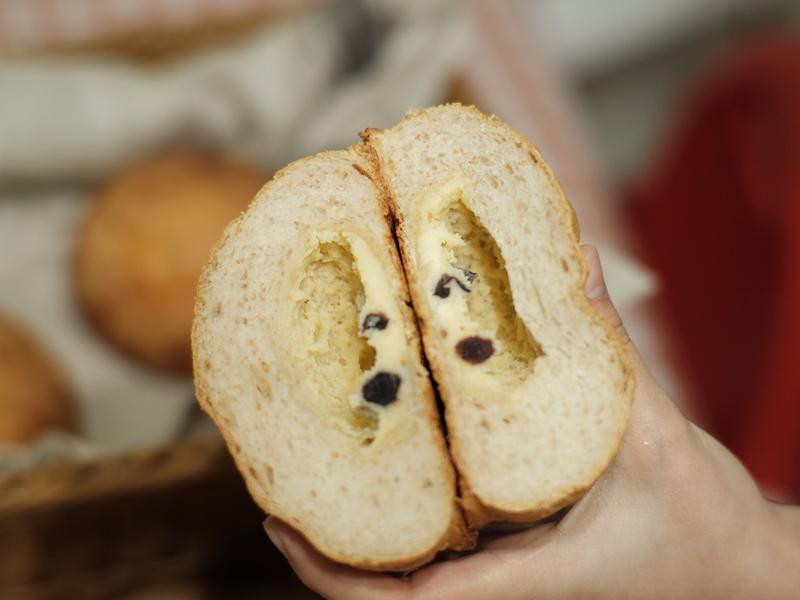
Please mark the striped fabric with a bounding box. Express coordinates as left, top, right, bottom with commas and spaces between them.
0, 0, 311, 51
0, 0, 631, 253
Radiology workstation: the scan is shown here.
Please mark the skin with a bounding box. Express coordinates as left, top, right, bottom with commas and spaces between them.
264, 245, 800, 600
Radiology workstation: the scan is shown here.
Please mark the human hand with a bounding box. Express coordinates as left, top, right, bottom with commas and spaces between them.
265, 245, 800, 599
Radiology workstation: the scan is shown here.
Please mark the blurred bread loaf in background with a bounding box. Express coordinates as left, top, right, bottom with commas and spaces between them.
0, 313, 74, 443
75, 151, 266, 373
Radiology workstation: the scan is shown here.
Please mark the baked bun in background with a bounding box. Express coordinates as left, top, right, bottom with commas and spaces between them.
0, 313, 75, 443
75, 151, 266, 373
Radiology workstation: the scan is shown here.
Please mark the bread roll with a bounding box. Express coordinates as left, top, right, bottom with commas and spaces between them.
192, 148, 472, 571
0, 314, 74, 443
363, 105, 633, 526
76, 151, 266, 373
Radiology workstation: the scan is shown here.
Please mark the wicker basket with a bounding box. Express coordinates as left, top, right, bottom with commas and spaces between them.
0, 435, 315, 598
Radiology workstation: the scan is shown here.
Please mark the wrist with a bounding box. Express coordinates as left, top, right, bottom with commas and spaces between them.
764, 502, 800, 596
773, 501, 800, 553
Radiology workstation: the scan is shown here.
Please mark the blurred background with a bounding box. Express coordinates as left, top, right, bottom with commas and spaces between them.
1, 0, 798, 597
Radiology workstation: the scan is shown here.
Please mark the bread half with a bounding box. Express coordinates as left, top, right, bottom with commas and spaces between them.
363, 105, 634, 526
192, 148, 470, 570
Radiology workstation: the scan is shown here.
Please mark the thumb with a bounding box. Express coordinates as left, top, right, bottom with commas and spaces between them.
582, 244, 630, 347
580, 245, 656, 389
578, 245, 686, 470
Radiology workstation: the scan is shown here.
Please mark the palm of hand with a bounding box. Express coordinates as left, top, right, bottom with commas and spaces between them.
265, 247, 800, 600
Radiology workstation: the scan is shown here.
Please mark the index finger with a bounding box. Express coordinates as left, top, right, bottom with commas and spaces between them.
266, 516, 564, 600
265, 517, 412, 600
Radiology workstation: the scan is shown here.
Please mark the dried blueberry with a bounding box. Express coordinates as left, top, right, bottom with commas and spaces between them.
362, 313, 389, 331
433, 274, 471, 298
433, 276, 451, 298
362, 371, 402, 406
455, 337, 494, 363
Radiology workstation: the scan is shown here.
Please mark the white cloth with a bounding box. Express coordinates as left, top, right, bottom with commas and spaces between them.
0, 1, 467, 184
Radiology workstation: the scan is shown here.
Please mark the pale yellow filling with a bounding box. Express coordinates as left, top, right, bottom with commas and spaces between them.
416, 176, 541, 390
290, 232, 410, 446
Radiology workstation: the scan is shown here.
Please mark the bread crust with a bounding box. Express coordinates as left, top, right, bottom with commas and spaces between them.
363, 104, 634, 528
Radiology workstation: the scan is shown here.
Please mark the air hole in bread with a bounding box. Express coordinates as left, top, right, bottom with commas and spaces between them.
445, 199, 543, 384
420, 191, 543, 388
292, 241, 379, 443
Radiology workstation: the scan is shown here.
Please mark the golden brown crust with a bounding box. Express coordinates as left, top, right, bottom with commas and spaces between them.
0, 314, 75, 442
365, 103, 635, 526
76, 151, 266, 373
460, 474, 598, 529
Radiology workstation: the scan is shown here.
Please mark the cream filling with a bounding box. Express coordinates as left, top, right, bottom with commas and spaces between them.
416, 177, 496, 379
415, 174, 539, 392
293, 230, 413, 447
346, 234, 409, 406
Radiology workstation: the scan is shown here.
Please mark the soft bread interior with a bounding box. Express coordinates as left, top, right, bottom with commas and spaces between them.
365, 105, 633, 524
193, 149, 465, 569
291, 239, 379, 443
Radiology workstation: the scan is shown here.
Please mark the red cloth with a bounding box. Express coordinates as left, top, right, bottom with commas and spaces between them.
630, 37, 800, 499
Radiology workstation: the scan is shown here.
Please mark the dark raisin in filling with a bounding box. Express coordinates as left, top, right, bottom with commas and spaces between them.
433, 274, 471, 298
362, 313, 389, 331
455, 336, 494, 363
362, 371, 402, 406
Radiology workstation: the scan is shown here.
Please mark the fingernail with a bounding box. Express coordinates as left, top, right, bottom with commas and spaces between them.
264, 519, 287, 554
582, 246, 608, 300
586, 276, 608, 300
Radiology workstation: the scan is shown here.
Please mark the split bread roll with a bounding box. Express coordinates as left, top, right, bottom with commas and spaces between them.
363, 105, 634, 526
192, 147, 472, 570
193, 104, 633, 569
